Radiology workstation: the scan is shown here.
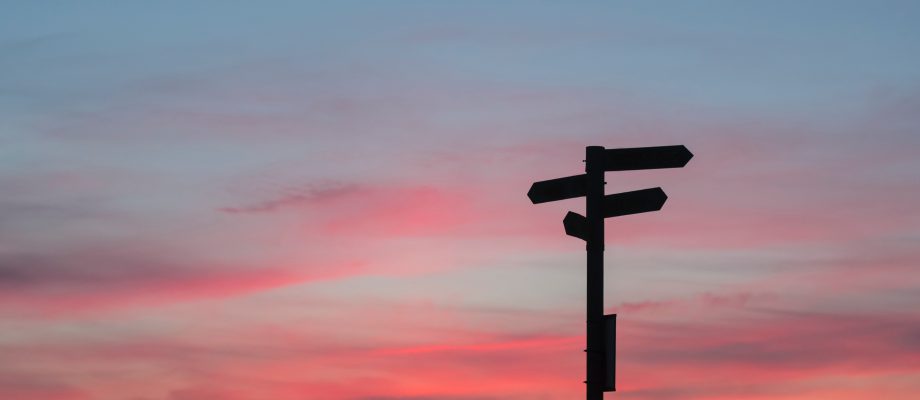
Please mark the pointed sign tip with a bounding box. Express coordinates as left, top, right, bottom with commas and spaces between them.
526, 184, 538, 204
656, 189, 668, 210
679, 145, 694, 166
649, 187, 667, 211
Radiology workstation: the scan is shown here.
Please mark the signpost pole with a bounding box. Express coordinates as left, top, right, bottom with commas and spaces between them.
585, 146, 605, 400
527, 143, 692, 398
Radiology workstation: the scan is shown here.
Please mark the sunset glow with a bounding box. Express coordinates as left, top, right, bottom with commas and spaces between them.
2, 2, 919, 399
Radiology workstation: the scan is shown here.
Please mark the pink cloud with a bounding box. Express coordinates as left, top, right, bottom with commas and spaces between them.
221, 183, 476, 236
0, 248, 367, 316
0, 376, 88, 400
616, 310, 920, 398
2, 287, 917, 400
611, 291, 770, 314
371, 334, 581, 356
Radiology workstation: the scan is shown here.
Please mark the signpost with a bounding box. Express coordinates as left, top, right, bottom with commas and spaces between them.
527, 145, 692, 399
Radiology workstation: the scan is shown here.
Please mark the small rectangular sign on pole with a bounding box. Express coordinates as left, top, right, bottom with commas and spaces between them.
604, 314, 617, 392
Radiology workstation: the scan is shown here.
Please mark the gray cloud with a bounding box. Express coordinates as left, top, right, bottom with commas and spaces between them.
219, 181, 366, 214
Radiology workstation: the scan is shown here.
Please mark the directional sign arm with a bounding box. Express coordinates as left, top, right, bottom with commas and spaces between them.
527, 174, 587, 204
604, 145, 693, 171
559, 188, 667, 240
603, 187, 668, 218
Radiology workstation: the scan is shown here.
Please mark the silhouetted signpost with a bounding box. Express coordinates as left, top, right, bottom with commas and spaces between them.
528, 145, 692, 399
527, 174, 587, 204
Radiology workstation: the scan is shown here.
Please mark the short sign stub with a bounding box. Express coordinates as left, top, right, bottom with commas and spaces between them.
604, 314, 616, 392
563, 211, 587, 241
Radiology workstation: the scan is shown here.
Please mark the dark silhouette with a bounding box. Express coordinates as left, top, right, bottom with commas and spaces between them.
527, 145, 693, 399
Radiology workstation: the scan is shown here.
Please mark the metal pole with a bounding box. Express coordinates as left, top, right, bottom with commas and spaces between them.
585, 146, 605, 400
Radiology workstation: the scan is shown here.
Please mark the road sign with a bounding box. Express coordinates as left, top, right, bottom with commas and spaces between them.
603, 187, 667, 218
604, 145, 693, 171
527, 174, 587, 204
563, 211, 587, 241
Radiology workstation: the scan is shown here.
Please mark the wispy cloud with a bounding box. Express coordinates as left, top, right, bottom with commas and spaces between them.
0, 247, 366, 315
219, 181, 367, 214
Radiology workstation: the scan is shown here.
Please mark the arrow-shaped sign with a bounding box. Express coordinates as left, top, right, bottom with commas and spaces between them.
529, 147, 689, 204
527, 174, 587, 204
561, 188, 667, 241
603, 187, 667, 218
604, 145, 693, 171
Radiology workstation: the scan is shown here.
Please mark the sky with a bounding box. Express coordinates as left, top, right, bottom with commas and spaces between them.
1, 1, 919, 399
